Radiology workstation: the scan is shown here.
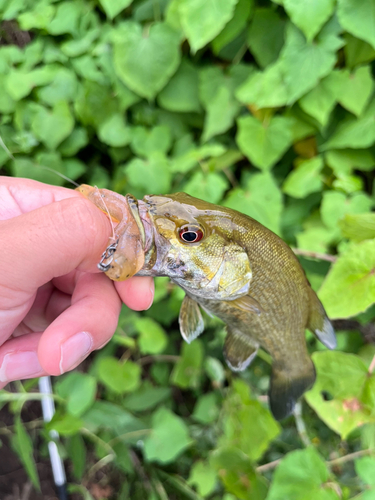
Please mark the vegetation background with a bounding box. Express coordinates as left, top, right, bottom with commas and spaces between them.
1, 0, 375, 498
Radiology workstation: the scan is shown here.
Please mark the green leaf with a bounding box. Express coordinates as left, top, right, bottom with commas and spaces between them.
356, 457, 375, 486
279, 21, 343, 104
266, 447, 340, 500
59, 127, 89, 157
99, 0, 133, 19
83, 401, 145, 436
75, 81, 118, 128
47, 414, 84, 436
236, 115, 293, 170
61, 28, 101, 57
210, 447, 268, 500
193, 393, 220, 424
344, 33, 375, 69
305, 351, 375, 438
283, 156, 324, 199
55, 372, 97, 417
11, 417, 40, 490
299, 72, 341, 126
98, 113, 131, 147
47, 1, 81, 36
337, 0, 375, 50
143, 407, 192, 463
31, 102, 74, 150
97, 357, 141, 394
247, 8, 286, 68
123, 386, 171, 412
325, 149, 375, 175
283, 0, 335, 41
37, 68, 78, 106
178, 0, 238, 53
337, 66, 374, 116
171, 340, 204, 389
135, 317, 168, 354
225, 171, 282, 234
130, 125, 172, 157
11, 155, 66, 186
204, 357, 225, 386
339, 213, 375, 243
318, 239, 375, 319
212, 0, 253, 54
67, 434, 86, 480
183, 171, 228, 204
5, 66, 57, 100
125, 153, 172, 194
188, 460, 217, 497
219, 380, 280, 462
113, 21, 181, 99
321, 191, 373, 231
158, 59, 201, 113
18, 4, 55, 30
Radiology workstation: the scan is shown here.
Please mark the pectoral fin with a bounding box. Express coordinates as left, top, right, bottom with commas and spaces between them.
229, 295, 264, 316
224, 328, 259, 372
179, 295, 205, 344
308, 289, 336, 349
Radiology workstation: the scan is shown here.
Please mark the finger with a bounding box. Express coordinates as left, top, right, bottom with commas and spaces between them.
0, 177, 80, 220
115, 276, 154, 311
0, 332, 47, 389
38, 272, 121, 375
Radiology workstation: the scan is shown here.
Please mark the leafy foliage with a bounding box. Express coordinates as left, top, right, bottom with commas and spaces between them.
1, 0, 375, 498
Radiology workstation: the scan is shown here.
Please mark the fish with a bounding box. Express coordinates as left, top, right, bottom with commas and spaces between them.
77, 185, 336, 420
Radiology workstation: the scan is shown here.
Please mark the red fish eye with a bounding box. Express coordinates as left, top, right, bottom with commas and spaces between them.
179, 226, 204, 243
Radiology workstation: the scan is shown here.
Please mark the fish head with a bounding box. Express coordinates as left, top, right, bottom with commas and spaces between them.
138, 193, 252, 300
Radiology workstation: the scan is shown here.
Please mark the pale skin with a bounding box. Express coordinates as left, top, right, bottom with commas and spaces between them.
0, 177, 154, 389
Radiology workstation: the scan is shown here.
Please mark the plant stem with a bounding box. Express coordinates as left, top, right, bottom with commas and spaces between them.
292, 248, 337, 263
138, 354, 180, 365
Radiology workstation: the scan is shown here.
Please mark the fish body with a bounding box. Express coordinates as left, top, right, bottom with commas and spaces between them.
78, 186, 336, 420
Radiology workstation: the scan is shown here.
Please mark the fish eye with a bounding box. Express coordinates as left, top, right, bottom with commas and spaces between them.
179, 225, 204, 243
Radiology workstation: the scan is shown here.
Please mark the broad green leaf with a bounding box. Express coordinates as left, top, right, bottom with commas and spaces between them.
158, 59, 201, 113
61, 28, 101, 57
123, 386, 171, 412
130, 125, 172, 157
135, 317, 168, 354
171, 143, 226, 173
356, 457, 375, 486
47, 1, 81, 36
325, 149, 375, 175
11, 417, 40, 490
143, 407, 192, 463
283, 0, 335, 41
283, 156, 324, 198
337, 0, 375, 50
337, 66, 374, 116
97, 356, 141, 394
83, 401, 145, 436
299, 72, 341, 126
59, 127, 89, 157
210, 447, 268, 500
178, 0, 238, 53
236, 115, 293, 170
11, 156, 66, 186
18, 4, 55, 30
219, 380, 280, 462
188, 460, 217, 497
0, 81, 15, 113
247, 8, 286, 68
296, 225, 334, 254
318, 239, 375, 319
321, 191, 373, 231
192, 393, 220, 424
183, 171, 228, 204
113, 22, 181, 99
75, 81, 118, 128
204, 357, 225, 386
37, 68, 78, 105
236, 61, 288, 109
279, 21, 343, 103
99, 0, 133, 19
5, 66, 57, 100
225, 171, 282, 234
212, 0, 253, 54
305, 351, 375, 438
55, 372, 97, 417
67, 434, 86, 480
47, 414, 84, 436
267, 447, 340, 500
171, 340, 204, 389
202, 85, 238, 142
125, 153, 172, 194
339, 213, 375, 242
344, 33, 375, 69
31, 102, 74, 150
98, 113, 131, 147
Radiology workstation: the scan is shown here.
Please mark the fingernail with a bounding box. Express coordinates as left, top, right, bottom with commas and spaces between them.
59, 331, 93, 374
146, 281, 154, 310
0, 351, 42, 382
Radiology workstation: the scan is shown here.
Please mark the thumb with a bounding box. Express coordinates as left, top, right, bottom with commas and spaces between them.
0, 196, 112, 293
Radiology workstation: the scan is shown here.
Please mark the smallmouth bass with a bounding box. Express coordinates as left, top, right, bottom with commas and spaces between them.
77, 185, 336, 420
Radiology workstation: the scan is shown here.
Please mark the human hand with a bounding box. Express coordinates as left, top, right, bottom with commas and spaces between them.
0, 177, 154, 389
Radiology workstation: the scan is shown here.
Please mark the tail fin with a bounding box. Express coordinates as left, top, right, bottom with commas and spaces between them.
269, 359, 316, 420
308, 288, 336, 349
